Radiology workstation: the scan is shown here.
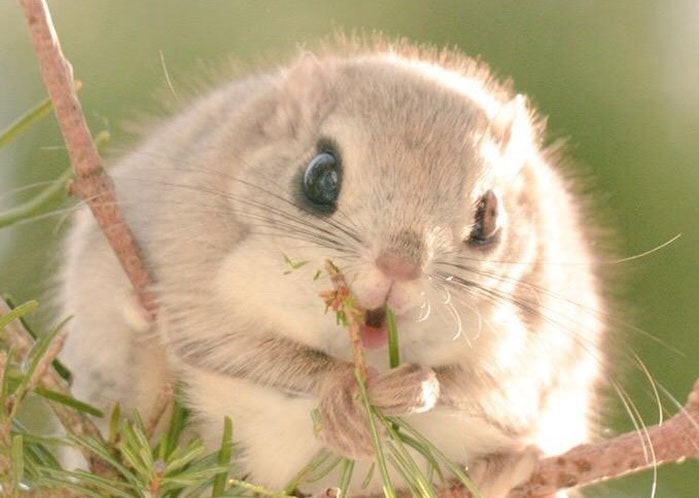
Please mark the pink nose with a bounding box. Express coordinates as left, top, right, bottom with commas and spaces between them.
376, 251, 422, 281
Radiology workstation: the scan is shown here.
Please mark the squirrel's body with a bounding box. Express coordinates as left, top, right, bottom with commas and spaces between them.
60, 41, 606, 497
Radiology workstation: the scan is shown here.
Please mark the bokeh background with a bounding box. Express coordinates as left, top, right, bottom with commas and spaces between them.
1, 1, 697, 496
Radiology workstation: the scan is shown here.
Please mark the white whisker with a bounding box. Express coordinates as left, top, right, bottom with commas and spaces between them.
417, 293, 431, 322
614, 233, 682, 264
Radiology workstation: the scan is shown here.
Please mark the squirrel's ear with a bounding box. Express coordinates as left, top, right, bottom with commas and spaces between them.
484, 94, 537, 177
260, 52, 332, 138
278, 51, 332, 126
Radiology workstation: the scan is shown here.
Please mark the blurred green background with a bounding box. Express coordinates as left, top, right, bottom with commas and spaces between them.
1, 1, 697, 496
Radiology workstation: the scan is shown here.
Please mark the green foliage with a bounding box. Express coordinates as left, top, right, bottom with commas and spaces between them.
0, 97, 53, 149
386, 309, 400, 370
0, 300, 239, 498
0, 300, 38, 331
0, 97, 74, 229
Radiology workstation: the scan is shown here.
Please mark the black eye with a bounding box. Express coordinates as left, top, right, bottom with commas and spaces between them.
303, 150, 341, 207
469, 189, 500, 245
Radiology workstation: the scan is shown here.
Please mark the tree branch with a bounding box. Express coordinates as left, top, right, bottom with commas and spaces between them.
18, 0, 157, 321
362, 381, 699, 498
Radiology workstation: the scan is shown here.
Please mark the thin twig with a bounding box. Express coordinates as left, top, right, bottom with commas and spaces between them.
321, 260, 368, 382
18, 0, 157, 321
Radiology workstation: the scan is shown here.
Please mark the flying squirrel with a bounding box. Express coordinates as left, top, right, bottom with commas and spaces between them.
59, 39, 607, 498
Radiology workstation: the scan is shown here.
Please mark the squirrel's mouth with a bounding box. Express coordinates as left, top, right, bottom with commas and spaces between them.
365, 306, 386, 328
360, 306, 388, 349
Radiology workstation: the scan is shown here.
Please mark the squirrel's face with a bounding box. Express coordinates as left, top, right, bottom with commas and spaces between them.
215, 53, 549, 365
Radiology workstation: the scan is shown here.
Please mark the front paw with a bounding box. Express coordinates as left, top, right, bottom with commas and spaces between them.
317, 369, 375, 459
367, 364, 439, 416
316, 364, 440, 459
